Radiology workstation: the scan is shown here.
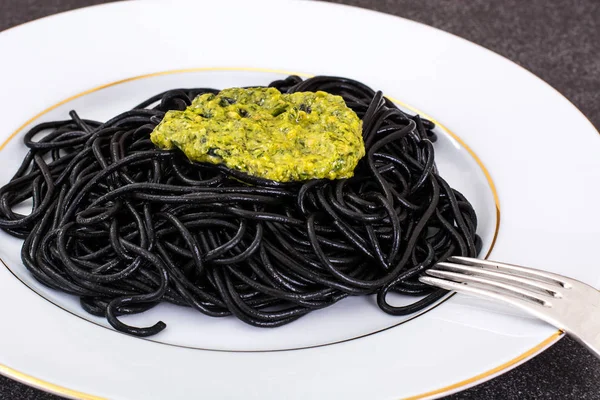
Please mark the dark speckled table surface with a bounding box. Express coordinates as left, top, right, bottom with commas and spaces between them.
0, 0, 599, 399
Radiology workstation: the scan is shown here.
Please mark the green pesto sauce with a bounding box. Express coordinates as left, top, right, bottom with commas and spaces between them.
150, 87, 365, 182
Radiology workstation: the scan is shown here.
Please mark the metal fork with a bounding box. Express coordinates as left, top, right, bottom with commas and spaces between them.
419, 256, 600, 358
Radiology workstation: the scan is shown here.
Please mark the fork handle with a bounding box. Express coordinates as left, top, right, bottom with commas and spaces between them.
567, 302, 600, 359
572, 334, 600, 359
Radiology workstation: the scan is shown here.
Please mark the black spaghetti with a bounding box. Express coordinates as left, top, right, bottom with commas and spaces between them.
0, 76, 481, 337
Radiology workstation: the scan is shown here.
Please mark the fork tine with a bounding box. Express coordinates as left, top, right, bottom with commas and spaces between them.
425, 268, 554, 306
418, 276, 558, 324
435, 262, 564, 298
449, 256, 571, 288
420, 275, 567, 335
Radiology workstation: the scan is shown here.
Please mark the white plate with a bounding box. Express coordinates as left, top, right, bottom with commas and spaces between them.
0, 1, 598, 399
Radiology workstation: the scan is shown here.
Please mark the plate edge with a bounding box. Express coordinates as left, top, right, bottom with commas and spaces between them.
402, 331, 563, 400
